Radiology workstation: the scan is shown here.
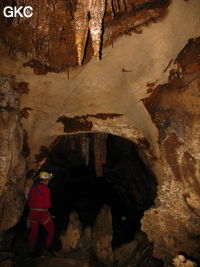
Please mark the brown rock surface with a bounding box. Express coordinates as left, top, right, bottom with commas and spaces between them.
0, 76, 25, 232
60, 211, 82, 252
92, 205, 113, 266
114, 232, 163, 267
141, 37, 200, 262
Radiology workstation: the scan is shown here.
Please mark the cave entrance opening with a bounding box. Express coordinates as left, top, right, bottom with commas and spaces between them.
37, 133, 157, 250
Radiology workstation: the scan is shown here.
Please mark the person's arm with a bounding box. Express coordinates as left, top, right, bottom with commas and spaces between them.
43, 186, 52, 208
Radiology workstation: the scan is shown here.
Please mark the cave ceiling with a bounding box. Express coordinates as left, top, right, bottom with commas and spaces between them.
0, 0, 171, 73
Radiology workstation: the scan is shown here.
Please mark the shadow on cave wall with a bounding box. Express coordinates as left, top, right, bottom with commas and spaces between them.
37, 133, 158, 250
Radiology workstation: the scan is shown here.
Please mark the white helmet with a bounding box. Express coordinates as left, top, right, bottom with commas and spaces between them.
39, 171, 53, 180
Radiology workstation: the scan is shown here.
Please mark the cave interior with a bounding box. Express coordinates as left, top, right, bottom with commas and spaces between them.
9, 134, 159, 265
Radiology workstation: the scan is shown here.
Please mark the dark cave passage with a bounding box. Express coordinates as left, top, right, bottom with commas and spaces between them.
2, 133, 163, 267
38, 133, 157, 249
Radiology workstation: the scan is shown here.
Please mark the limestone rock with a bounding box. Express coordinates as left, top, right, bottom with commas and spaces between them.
114, 232, 162, 267
60, 211, 82, 252
92, 205, 113, 266
172, 254, 197, 267
185, 192, 200, 217
142, 36, 200, 263
0, 76, 26, 232
79, 226, 92, 255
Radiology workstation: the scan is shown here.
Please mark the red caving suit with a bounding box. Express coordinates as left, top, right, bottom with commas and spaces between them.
28, 182, 55, 252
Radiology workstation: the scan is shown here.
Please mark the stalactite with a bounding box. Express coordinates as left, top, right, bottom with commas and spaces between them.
74, 0, 129, 65
89, 0, 106, 61
66, 135, 76, 151
93, 133, 108, 177
106, 0, 114, 18
94, 134, 102, 177
74, 0, 89, 66
119, 0, 126, 12
102, 134, 107, 165
113, 0, 120, 13
74, 0, 106, 65
80, 134, 90, 166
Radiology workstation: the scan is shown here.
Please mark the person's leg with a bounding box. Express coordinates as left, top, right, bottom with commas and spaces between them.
40, 211, 55, 249
43, 218, 55, 248
28, 220, 39, 252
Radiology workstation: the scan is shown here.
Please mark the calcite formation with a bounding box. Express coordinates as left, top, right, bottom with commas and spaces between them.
74, 0, 90, 66
92, 205, 113, 265
0, 0, 171, 71
74, 0, 106, 65
173, 254, 197, 267
59, 134, 108, 177
80, 134, 90, 166
60, 211, 82, 252
93, 133, 108, 177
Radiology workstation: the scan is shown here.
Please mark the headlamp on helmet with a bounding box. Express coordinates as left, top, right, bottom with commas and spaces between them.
39, 171, 53, 180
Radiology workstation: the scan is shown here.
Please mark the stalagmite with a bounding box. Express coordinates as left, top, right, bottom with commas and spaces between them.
92, 205, 113, 265
80, 134, 90, 165
60, 211, 82, 252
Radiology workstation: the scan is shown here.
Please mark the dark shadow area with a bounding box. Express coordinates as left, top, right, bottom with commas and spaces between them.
39, 133, 157, 249
5, 133, 158, 267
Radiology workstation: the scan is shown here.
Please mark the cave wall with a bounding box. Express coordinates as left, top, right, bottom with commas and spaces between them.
0, 0, 199, 264
0, 76, 26, 232
141, 37, 200, 262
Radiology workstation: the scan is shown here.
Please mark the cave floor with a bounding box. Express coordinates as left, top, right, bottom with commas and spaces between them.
14, 250, 91, 267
